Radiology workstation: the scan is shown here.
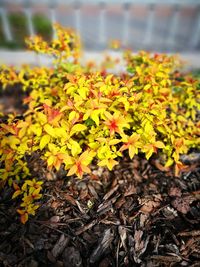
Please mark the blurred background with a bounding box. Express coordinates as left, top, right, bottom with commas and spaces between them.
0, 0, 200, 67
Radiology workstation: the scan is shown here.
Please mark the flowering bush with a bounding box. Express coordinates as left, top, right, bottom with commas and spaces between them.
0, 25, 199, 223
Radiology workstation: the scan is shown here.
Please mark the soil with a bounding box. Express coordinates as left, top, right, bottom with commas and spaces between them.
0, 87, 200, 267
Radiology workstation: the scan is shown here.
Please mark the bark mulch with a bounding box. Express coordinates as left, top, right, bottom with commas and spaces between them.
0, 155, 200, 267
0, 89, 200, 267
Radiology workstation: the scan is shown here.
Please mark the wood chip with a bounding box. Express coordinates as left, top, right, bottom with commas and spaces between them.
88, 184, 99, 199
63, 246, 83, 267
75, 219, 98, 236
51, 234, 70, 258
103, 185, 119, 201
124, 185, 136, 196
179, 230, 200, 237
90, 228, 115, 264
49, 216, 60, 224
63, 194, 77, 206
97, 194, 120, 213
140, 199, 161, 214
75, 200, 86, 214
150, 255, 182, 262
171, 195, 195, 214
118, 226, 127, 251
169, 187, 182, 197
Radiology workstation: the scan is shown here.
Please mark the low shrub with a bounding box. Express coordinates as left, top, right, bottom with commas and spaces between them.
0, 24, 199, 223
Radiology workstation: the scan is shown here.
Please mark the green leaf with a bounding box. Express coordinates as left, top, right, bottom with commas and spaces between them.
127, 67, 135, 74
85, 118, 95, 127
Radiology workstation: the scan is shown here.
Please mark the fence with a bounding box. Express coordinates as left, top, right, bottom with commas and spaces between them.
0, 0, 200, 52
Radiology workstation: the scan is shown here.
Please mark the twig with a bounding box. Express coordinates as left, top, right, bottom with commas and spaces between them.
116, 239, 120, 267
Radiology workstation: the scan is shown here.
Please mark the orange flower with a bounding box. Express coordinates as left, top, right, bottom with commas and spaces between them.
67, 150, 95, 178
104, 112, 130, 135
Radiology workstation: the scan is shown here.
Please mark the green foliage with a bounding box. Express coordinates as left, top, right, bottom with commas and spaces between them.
32, 14, 52, 41
0, 12, 52, 49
